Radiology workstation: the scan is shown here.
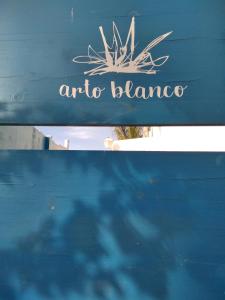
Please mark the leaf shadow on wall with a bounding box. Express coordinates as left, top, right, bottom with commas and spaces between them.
0, 151, 221, 300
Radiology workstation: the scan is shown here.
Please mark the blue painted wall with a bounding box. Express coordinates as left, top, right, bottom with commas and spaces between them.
0, 0, 224, 125
0, 151, 225, 299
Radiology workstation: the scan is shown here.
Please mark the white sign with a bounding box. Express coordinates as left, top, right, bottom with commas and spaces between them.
59, 17, 188, 101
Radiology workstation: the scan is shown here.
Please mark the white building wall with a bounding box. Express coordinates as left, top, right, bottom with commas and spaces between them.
105, 127, 225, 152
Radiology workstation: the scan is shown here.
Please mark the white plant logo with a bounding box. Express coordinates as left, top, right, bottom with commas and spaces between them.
73, 17, 172, 76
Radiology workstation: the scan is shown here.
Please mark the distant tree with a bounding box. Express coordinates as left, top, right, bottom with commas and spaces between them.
114, 127, 151, 140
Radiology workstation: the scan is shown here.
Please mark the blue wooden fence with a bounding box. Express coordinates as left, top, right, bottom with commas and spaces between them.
0, 151, 225, 300
0, 0, 225, 125
1, 1, 225, 299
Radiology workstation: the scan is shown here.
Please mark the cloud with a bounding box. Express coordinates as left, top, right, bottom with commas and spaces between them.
68, 128, 93, 140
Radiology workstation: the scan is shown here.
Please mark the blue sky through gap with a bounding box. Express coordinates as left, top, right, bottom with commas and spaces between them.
36, 127, 114, 150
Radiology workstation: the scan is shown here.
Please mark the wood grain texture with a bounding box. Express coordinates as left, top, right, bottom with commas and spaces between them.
0, 151, 225, 299
0, 0, 224, 125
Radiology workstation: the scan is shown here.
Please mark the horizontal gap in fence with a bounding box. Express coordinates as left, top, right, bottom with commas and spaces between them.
0, 126, 224, 152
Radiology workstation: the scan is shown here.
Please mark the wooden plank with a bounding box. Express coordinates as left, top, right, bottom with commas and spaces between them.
0, 150, 225, 299
0, 0, 224, 125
